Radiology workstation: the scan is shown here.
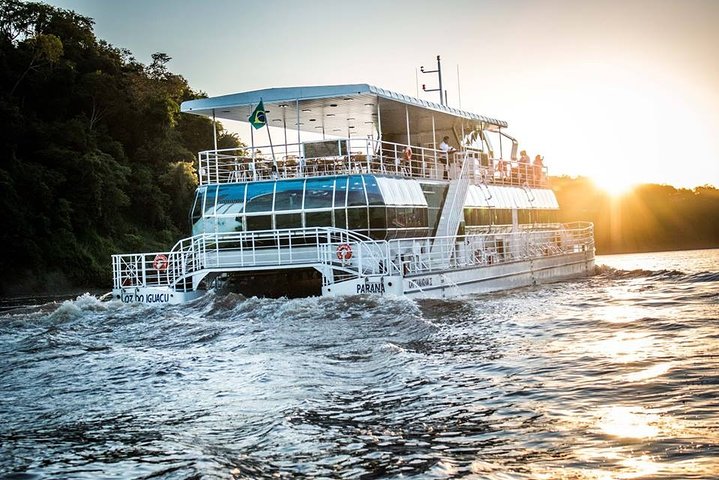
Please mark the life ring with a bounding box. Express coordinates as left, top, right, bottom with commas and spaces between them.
336, 243, 352, 261
403, 146, 413, 161
153, 254, 169, 271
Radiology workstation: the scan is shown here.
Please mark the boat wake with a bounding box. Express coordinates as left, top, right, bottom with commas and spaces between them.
594, 264, 718, 283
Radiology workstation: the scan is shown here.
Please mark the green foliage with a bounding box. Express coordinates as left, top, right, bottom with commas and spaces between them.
0, 0, 240, 295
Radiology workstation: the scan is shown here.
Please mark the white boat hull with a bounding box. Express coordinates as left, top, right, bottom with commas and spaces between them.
322, 251, 594, 299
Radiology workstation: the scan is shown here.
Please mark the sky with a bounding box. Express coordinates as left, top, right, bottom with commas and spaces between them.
44, 0, 719, 190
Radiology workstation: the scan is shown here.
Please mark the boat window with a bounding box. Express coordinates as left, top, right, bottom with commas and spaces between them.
335, 208, 346, 229
464, 208, 473, 225
334, 177, 348, 207
363, 176, 383, 205
404, 207, 425, 228
246, 182, 275, 213
519, 210, 532, 224
347, 207, 368, 229
304, 177, 335, 209
369, 207, 386, 230
275, 213, 302, 229
494, 209, 512, 225
246, 215, 272, 231
205, 185, 218, 215
274, 180, 304, 211
305, 210, 332, 227
479, 209, 491, 225
347, 175, 366, 207
387, 207, 400, 228
217, 183, 247, 205
190, 189, 203, 225
465, 207, 492, 226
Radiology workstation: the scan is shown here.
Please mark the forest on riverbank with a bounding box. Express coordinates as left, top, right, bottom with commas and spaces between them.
1, 1, 717, 296
552, 176, 719, 254
0, 1, 240, 295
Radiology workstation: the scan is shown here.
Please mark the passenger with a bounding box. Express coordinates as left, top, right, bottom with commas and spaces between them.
519, 149, 530, 183
439, 136, 457, 157
439, 136, 457, 179
533, 154, 544, 185
495, 157, 508, 181
402, 146, 413, 175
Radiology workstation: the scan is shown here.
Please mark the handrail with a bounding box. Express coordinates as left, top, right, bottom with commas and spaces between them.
195, 138, 549, 188
388, 222, 594, 276
112, 227, 390, 290
113, 222, 594, 292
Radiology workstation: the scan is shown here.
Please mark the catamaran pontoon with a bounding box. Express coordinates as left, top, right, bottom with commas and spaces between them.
112, 84, 594, 304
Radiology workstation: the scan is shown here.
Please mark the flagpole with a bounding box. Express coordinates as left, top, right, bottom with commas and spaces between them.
261, 97, 277, 169
249, 98, 276, 179
266, 124, 277, 167
250, 125, 256, 180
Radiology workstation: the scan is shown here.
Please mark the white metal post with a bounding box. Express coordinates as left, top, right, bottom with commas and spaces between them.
212, 109, 218, 184
377, 101, 383, 171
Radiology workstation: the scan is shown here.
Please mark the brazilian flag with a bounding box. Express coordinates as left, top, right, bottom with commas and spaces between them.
249, 100, 266, 129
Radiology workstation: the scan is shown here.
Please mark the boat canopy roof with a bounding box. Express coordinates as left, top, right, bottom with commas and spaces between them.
181, 84, 508, 140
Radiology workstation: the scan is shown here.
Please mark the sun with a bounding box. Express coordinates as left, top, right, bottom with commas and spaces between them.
590, 172, 637, 197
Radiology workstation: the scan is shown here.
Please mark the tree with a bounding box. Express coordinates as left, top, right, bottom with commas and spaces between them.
0, 1, 244, 295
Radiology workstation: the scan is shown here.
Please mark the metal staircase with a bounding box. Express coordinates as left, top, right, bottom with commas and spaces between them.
429, 155, 473, 266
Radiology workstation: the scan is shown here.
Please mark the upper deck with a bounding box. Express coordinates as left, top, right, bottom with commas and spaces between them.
181, 83, 547, 188
197, 138, 547, 188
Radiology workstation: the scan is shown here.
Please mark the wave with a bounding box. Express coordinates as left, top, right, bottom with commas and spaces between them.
594, 265, 718, 283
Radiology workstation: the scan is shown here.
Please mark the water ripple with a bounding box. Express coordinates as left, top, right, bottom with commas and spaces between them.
0, 249, 717, 478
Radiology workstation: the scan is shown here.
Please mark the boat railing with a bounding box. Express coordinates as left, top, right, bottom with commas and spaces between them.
112, 227, 390, 291
386, 222, 594, 277
112, 222, 593, 293
196, 139, 549, 188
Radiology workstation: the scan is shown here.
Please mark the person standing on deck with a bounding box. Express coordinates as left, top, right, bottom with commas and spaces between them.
519, 149, 530, 183
439, 136, 457, 179
533, 154, 544, 185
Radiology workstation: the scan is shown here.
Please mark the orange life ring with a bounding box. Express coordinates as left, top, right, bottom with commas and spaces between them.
336, 243, 352, 261
403, 146, 413, 161
153, 254, 169, 271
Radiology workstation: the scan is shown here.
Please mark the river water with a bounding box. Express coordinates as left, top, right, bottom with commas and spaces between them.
1, 249, 717, 479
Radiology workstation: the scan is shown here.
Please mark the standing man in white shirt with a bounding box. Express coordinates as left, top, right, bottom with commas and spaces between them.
439, 136, 457, 179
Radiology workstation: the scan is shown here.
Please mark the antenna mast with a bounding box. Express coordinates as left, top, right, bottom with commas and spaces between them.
420, 55, 444, 105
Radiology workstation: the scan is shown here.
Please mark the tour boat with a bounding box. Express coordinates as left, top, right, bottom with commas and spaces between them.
112, 84, 595, 304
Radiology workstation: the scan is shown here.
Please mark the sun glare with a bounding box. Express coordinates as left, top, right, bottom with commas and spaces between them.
591, 175, 637, 197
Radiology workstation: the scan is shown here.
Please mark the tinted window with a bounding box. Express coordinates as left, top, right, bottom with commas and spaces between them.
275, 213, 302, 229
305, 211, 332, 227
205, 185, 218, 214
217, 183, 246, 204
246, 215, 272, 231
304, 177, 334, 209
369, 207, 386, 229
334, 177, 348, 207
519, 210, 532, 224
190, 190, 203, 224
363, 175, 383, 205
347, 207, 368, 229
335, 208, 346, 230
246, 182, 275, 212
274, 180, 304, 211
347, 175, 366, 206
